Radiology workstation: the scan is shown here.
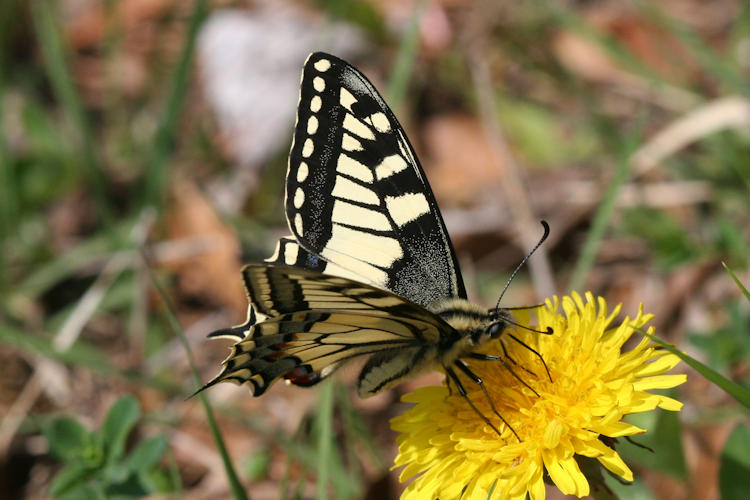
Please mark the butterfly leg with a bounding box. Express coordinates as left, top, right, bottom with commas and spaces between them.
444, 365, 519, 441
468, 352, 540, 397
497, 339, 537, 378
445, 371, 454, 396
453, 360, 520, 441
507, 333, 553, 382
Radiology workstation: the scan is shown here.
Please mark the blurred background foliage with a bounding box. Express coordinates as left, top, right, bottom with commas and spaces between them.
1, 0, 749, 498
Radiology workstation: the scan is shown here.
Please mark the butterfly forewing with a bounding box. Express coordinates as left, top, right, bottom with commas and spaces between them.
286, 52, 466, 307
207, 232, 384, 342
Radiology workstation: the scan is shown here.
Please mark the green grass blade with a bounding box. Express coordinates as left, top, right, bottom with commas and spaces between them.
28, 0, 112, 223
568, 131, 636, 291
639, 328, 750, 409
385, 0, 425, 110
0, 0, 24, 252
16, 225, 131, 300
547, 1, 679, 89
636, 0, 748, 97
314, 381, 335, 500
723, 262, 750, 302
143, 255, 249, 500
0, 322, 180, 393
141, 0, 208, 207
166, 449, 185, 499
336, 384, 384, 470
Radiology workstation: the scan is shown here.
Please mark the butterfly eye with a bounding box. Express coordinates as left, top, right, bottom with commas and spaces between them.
488, 322, 504, 338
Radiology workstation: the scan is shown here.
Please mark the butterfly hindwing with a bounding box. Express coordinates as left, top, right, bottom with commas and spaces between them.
206, 264, 451, 396
205, 233, 384, 342
286, 52, 466, 307
240, 264, 449, 328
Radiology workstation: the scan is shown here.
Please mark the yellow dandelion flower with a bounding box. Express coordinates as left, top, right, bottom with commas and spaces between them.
391, 292, 686, 500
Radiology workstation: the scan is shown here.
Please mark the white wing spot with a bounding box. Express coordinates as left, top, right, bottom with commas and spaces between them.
314, 59, 331, 72
294, 187, 305, 209
294, 213, 303, 234
283, 241, 299, 265
342, 133, 363, 152
297, 162, 309, 182
344, 113, 375, 140
307, 116, 318, 134
375, 154, 408, 180
310, 96, 322, 112
332, 175, 380, 205
302, 138, 314, 158
385, 192, 430, 227
370, 112, 390, 132
337, 154, 373, 183
313, 76, 325, 92
340, 88, 357, 111
332, 200, 391, 231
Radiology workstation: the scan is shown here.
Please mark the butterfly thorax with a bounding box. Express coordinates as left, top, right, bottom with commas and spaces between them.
428, 297, 511, 366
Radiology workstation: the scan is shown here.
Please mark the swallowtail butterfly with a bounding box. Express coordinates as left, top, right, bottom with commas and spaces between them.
200, 52, 546, 437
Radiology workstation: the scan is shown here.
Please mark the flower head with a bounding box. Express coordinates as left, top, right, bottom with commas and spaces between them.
391, 292, 686, 500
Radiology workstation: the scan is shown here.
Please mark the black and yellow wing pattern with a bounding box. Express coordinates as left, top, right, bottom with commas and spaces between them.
202, 53, 515, 413
206, 265, 453, 397
285, 52, 466, 306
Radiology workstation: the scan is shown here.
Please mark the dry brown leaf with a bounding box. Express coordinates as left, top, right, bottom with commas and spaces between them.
556, 5, 697, 83
422, 113, 502, 206
553, 29, 634, 86
163, 180, 245, 318
553, 5, 703, 112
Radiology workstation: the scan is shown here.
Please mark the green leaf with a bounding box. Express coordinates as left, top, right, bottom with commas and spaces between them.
578, 456, 618, 500
243, 449, 271, 482
124, 435, 168, 474
44, 417, 94, 463
314, 381, 335, 500
58, 484, 102, 500
623, 402, 687, 479
105, 462, 130, 483
497, 97, 598, 167
603, 475, 654, 500
719, 424, 750, 500
716, 221, 749, 269
622, 208, 698, 271
48, 462, 98, 496
104, 473, 151, 498
100, 395, 140, 463
143, 466, 174, 494
689, 302, 750, 373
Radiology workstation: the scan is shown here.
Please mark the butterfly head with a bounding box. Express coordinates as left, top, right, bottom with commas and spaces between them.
472, 308, 511, 344
486, 320, 506, 339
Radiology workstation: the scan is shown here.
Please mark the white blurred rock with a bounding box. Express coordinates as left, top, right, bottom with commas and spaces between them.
198, 4, 366, 212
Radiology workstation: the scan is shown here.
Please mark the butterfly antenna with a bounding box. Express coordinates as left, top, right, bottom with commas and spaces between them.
508, 333, 553, 382
503, 316, 553, 336
494, 220, 550, 313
